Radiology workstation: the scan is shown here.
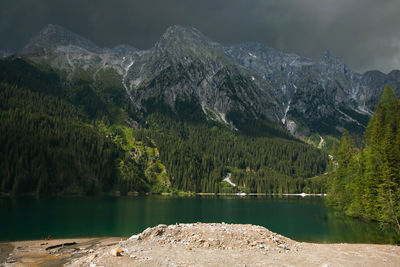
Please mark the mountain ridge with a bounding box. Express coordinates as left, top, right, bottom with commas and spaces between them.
17, 24, 400, 138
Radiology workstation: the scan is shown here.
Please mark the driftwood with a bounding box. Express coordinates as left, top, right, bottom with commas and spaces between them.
45, 242, 76, 250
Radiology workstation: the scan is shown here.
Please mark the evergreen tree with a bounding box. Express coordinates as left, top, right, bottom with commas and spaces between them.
327, 85, 400, 235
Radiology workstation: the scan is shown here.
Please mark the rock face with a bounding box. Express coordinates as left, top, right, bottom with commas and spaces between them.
124, 25, 281, 124
18, 24, 400, 137
225, 44, 400, 135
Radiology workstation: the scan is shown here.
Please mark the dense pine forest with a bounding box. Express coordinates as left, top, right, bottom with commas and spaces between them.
327, 85, 400, 238
0, 57, 329, 195
0, 58, 169, 195
135, 112, 328, 193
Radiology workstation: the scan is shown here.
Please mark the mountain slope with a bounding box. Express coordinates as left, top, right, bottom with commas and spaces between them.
226, 43, 400, 136
0, 58, 170, 195
19, 24, 400, 139
0, 56, 330, 195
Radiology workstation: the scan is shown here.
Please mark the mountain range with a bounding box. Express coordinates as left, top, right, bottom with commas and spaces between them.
15, 24, 400, 138
9, 24, 397, 194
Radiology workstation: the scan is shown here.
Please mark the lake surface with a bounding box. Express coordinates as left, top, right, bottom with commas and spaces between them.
0, 195, 393, 243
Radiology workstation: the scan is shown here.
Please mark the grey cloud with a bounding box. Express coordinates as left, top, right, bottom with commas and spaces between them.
0, 0, 399, 73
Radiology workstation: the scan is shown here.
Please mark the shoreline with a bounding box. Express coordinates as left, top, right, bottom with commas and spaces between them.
1, 192, 327, 197
2, 223, 399, 266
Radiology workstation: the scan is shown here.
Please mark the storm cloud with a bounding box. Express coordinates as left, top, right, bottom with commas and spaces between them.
1, 0, 399, 73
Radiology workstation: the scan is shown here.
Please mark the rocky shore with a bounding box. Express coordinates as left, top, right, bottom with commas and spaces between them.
2, 223, 400, 266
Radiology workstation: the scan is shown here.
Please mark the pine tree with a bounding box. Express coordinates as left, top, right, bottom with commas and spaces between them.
328, 85, 400, 235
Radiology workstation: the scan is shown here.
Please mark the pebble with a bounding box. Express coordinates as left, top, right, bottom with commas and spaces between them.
128, 234, 141, 240
110, 248, 123, 256
87, 253, 98, 261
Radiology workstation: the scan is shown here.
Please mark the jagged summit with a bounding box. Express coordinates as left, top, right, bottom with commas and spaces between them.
159, 25, 213, 44
154, 25, 222, 58
21, 24, 102, 55
319, 50, 348, 73
14, 24, 400, 137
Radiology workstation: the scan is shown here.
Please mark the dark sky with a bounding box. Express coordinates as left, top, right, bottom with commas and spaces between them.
1, 0, 399, 73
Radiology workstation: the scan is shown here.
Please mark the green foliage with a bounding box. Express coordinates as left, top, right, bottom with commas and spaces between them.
133, 111, 329, 194
0, 57, 329, 197
0, 84, 120, 194
327, 85, 400, 237
0, 58, 170, 195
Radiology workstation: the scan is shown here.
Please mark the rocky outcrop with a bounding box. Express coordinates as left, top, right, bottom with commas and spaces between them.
63, 223, 400, 267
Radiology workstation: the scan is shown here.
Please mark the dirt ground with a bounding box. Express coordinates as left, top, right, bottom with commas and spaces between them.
2, 223, 400, 267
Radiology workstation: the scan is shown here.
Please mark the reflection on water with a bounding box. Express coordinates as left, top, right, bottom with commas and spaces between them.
0, 195, 394, 243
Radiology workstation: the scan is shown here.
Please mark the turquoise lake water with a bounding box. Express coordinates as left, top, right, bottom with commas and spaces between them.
0, 195, 392, 243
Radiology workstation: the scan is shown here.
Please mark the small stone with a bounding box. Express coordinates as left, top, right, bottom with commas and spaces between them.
278, 244, 290, 250
128, 234, 141, 240
203, 242, 210, 248
142, 227, 152, 235
87, 253, 98, 261
130, 255, 137, 259
110, 248, 123, 256
185, 247, 192, 250
155, 228, 165, 236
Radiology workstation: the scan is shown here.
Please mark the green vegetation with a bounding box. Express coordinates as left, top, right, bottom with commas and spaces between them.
0, 57, 329, 196
0, 83, 119, 194
134, 111, 328, 194
0, 58, 169, 195
327, 85, 400, 240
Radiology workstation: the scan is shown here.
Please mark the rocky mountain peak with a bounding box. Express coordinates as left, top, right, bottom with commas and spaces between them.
319, 50, 348, 74
16, 24, 400, 138
388, 69, 400, 79
21, 24, 102, 55
154, 25, 221, 58
159, 25, 210, 43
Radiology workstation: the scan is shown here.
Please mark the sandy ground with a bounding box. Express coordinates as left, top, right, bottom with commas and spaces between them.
1, 223, 399, 267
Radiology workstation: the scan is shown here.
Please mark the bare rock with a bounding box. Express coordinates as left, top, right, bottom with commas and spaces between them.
110, 248, 123, 256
